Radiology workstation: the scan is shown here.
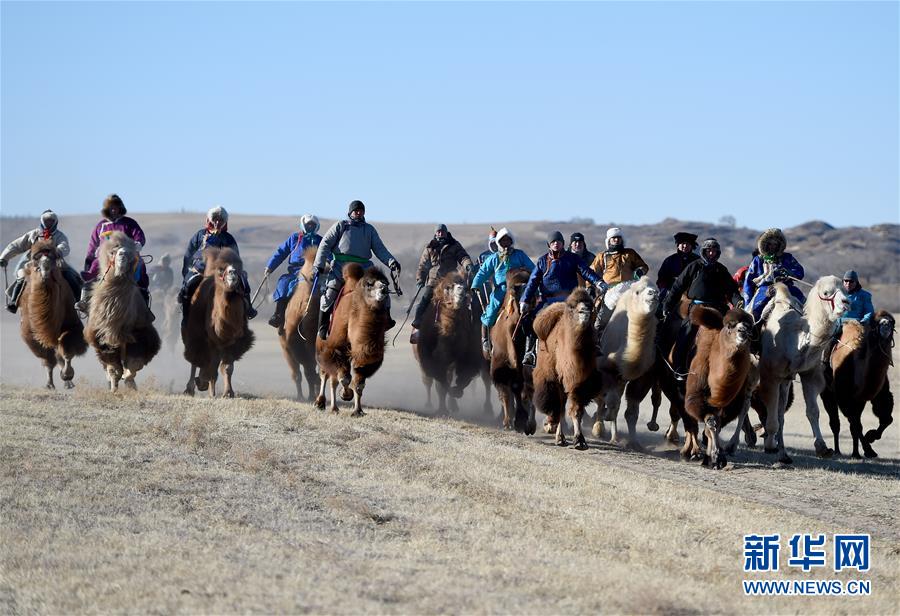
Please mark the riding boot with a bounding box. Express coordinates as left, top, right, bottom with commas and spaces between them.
268, 298, 288, 329
5, 278, 25, 314
139, 288, 156, 322
822, 328, 841, 386
318, 304, 332, 340
522, 333, 537, 368
244, 295, 257, 320
481, 324, 492, 358
409, 327, 419, 345
74, 282, 93, 316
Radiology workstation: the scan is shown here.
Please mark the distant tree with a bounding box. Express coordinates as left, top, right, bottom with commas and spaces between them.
719, 215, 737, 228
569, 216, 595, 226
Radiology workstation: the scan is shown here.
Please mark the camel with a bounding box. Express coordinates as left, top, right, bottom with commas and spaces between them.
532, 289, 597, 449
84, 232, 161, 390
17, 240, 88, 389
490, 268, 535, 433
756, 278, 849, 465
591, 277, 659, 444
280, 247, 321, 401
682, 307, 754, 468
820, 311, 895, 458
182, 248, 255, 398
314, 263, 391, 416
413, 272, 483, 414
469, 287, 495, 415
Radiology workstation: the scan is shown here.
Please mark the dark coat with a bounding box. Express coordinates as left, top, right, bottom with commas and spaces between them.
663, 258, 738, 314
416, 234, 473, 286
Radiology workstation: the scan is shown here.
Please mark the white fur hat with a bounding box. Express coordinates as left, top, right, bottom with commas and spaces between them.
207, 205, 228, 222
300, 213, 320, 234
605, 227, 624, 249
495, 227, 514, 246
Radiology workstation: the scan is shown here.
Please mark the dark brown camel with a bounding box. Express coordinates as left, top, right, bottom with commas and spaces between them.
280, 247, 321, 401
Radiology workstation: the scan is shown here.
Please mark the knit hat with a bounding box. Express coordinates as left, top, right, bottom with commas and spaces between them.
570, 232, 585, 244
701, 238, 721, 252
843, 270, 859, 282
673, 232, 698, 245
348, 200, 365, 216
435, 224, 448, 234
547, 230, 564, 245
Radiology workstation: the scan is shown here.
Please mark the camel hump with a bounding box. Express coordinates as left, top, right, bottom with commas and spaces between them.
343, 262, 365, 283
205, 247, 242, 272
534, 302, 566, 340
690, 305, 724, 330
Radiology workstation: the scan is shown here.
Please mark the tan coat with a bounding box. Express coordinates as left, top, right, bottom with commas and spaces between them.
590, 249, 648, 285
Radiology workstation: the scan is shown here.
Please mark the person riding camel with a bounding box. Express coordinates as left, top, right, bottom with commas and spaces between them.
149, 253, 175, 294
473, 228, 499, 310
519, 231, 606, 367
409, 224, 474, 344
178, 206, 257, 325
1, 210, 81, 313
590, 227, 649, 331
470, 227, 535, 356
264, 214, 323, 332
662, 238, 738, 376
743, 228, 805, 321
313, 200, 400, 340
822, 270, 875, 372
77, 194, 150, 315
567, 232, 596, 268
656, 231, 698, 304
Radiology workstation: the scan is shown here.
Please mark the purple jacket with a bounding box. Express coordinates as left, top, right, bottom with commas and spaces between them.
82, 216, 147, 282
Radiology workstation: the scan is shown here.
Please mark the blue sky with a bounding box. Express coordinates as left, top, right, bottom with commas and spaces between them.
2, 1, 897, 227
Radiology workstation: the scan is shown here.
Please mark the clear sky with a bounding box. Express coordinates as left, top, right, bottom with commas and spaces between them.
2, 1, 897, 227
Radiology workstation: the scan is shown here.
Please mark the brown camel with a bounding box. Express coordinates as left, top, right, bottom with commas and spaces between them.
532, 289, 597, 449
182, 248, 255, 398
84, 232, 160, 390
17, 240, 88, 389
280, 247, 321, 401
314, 263, 391, 416
467, 284, 494, 414
820, 311, 895, 458
682, 307, 754, 468
413, 271, 483, 413
490, 268, 535, 433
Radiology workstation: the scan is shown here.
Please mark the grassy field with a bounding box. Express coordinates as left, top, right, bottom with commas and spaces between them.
1, 382, 898, 614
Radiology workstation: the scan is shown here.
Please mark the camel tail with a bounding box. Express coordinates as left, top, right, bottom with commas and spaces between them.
691, 305, 724, 330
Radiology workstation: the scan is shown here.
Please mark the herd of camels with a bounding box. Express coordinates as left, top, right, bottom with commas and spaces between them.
11, 232, 896, 469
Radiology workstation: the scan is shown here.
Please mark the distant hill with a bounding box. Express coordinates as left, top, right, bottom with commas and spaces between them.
2, 214, 897, 311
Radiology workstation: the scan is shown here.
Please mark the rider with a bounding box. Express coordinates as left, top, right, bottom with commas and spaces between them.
149, 253, 175, 294
470, 227, 535, 357
409, 224, 474, 344
473, 228, 499, 310
313, 200, 400, 340
77, 194, 150, 314
590, 227, 649, 330
567, 232, 596, 268
743, 228, 806, 320
519, 231, 606, 367
179, 206, 257, 325
0, 210, 81, 313
264, 214, 323, 332
822, 270, 875, 371
662, 238, 739, 375
656, 232, 698, 304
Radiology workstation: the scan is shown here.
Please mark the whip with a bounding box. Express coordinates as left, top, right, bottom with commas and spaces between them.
250, 270, 270, 307
391, 283, 424, 347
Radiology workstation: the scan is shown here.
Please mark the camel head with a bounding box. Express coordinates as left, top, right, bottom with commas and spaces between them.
438, 272, 468, 310
874, 311, 895, 342
360, 268, 390, 309
807, 276, 850, 323
98, 231, 139, 281
28, 240, 59, 283
205, 248, 244, 293
722, 308, 754, 349
566, 288, 593, 328
624, 276, 659, 316
505, 268, 531, 309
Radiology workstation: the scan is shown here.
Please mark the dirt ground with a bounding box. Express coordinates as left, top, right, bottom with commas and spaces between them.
1, 309, 898, 613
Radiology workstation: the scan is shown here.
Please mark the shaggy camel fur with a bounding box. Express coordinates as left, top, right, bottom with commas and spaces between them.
532, 289, 597, 449
490, 268, 535, 433
182, 248, 255, 398
682, 307, 754, 468
413, 272, 483, 414
820, 311, 895, 458
315, 264, 391, 416
280, 247, 321, 401
756, 278, 849, 465
18, 240, 88, 389
591, 276, 659, 444
84, 232, 160, 390
470, 289, 494, 415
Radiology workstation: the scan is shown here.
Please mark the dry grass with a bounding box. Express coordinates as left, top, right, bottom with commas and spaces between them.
1, 384, 898, 614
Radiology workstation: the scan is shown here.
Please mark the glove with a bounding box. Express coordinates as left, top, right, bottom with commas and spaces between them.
313, 266, 323, 277
595, 280, 608, 293
774, 267, 789, 281
465, 263, 475, 274
417, 281, 425, 290
263, 267, 271, 276
0, 258, 6, 268
519, 301, 529, 315
390, 261, 401, 273
634, 267, 647, 278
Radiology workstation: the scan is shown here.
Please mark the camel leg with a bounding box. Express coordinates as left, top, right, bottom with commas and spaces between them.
724, 394, 751, 455
61, 356, 75, 389
314, 371, 328, 409
606, 387, 623, 445
569, 397, 587, 450
864, 381, 893, 446
482, 370, 493, 414
328, 376, 339, 413
664, 403, 681, 445
591, 399, 604, 438
423, 375, 433, 410
680, 428, 698, 460
800, 372, 832, 458
848, 405, 876, 458
555, 412, 568, 447
220, 361, 235, 399
624, 398, 642, 448
44, 362, 55, 390
524, 394, 537, 436
774, 391, 792, 465
497, 386, 513, 430
703, 415, 726, 469
647, 379, 662, 431
339, 372, 353, 402
106, 363, 121, 391
305, 366, 320, 404
759, 380, 781, 454
436, 381, 448, 414
287, 357, 303, 401
350, 374, 367, 417
185, 365, 197, 396
122, 367, 137, 390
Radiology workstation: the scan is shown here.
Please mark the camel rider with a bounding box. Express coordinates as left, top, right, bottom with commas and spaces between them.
473, 228, 499, 309
77, 194, 150, 315
568, 232, 596, 268
591, 227, 649, 330
822, 270, 875, 371
409, 224, 475, 344
743, 228, 806, 321
179, 206, 257, 325
656, 232, 698, 304
470, 227, 535, 356
662, 238, 739, 375
264, 214, 323, 331
1, 210, 81, 313
150, 253, 175, 293
313, 200, 400, 340
519, 231, 606, 367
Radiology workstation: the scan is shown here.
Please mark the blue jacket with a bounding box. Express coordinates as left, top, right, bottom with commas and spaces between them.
472, 249, 535, 291
743, 253, 805, 304
841, 288, 874, 324
522, 251, 601, 305
266, 232, 322, 274
183, 229, 239, 278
